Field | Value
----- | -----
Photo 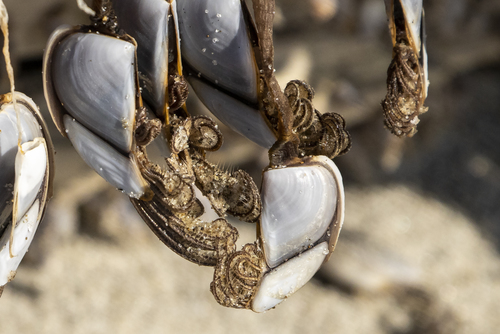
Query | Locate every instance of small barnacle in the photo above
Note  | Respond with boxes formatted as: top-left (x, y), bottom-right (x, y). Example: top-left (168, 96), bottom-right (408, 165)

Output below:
top-left (382, 0), bottom-right (428, 137)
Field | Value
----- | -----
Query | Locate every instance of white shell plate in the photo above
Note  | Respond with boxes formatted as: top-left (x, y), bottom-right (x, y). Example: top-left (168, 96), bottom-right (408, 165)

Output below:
top-left (0, 102), bottom-right (43, 230)
top-left (252, 242), bottom-right (329, 313)
top-left (261, 158), bottom-right (338, 268)
top-left (63, 115), bottom-right (148, 199)
top-left (14, 138), bottom-right (47, 222)
top-left (114, 0), bottom-right (170, 115)
top-left (0, 200), bottom-right (41, 286)
top-left (52, 32), bottom-right (136, 154)
top-left (178, 0), bottom-right (258, 104)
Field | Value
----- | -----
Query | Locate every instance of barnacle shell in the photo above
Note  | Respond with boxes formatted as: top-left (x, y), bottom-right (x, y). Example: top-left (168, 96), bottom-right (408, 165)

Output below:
top-left (259, 155), bottom-right (344, 268)
top-left (0, 92), bottom-right (54, 288)
top-left (0, 200), bottom-right (42, 286)
top-left (382, 0), bottom-right (428, 137)
top-left (252, 242), bottom-right (329, 312)
top-left (63, 115), bottom-right (148, 198)
top-left (420, 12), bottom-right (428, 98)
top-left (113, 0), bottom-right (171, 115)
top-left (250, 155), bottom-right (344, 311)
top-left (43, 25), bottom-right (150, 198)
top-left (50, 30), bottom-right (136, 154)
top-left (177, 0), bottom-right (258, 104)
top-left (0, 99), bottom-right (44, 228)
top-left (112, 0), bottom-right (272, 146)
top-left (385, 0), bottom-right (428, 97)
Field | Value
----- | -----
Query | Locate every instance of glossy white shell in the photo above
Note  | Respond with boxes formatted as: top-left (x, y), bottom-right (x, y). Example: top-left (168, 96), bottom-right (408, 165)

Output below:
top-left (0, 101), bottom-right (44, 228)
top-left (0, 91), bottom-right (53, 288)
top-left (252, 242), bottom-right (329, 312)
top-left (63, 115), bottom-right (148, 199)
top-left (14, 138), bottom-right (47, 222)
top-left (113, 0), bottom-right (170, 115)
top-left (44, 27), bottom-right (150, 199)
top-left (189, 77), bottom-right (276, 148)
top-left (260, 156), bottom-right (343, 268)
top-left (177, 0), bottom-right (258, 103)
top-left (51, 32), bottom-right (136, 154)
top-left (0, 200), bottom-right (42, 286)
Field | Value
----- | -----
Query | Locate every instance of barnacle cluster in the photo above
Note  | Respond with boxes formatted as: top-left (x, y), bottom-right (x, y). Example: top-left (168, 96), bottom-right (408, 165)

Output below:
top-left (41, 0), bottom-right (351, 311)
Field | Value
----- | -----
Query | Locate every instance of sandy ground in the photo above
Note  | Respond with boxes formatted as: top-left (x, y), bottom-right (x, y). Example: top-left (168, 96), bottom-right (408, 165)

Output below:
top-left (1, 0), bottom-right (500, 333)
top-left (2, 180), bottom-right (500, 334)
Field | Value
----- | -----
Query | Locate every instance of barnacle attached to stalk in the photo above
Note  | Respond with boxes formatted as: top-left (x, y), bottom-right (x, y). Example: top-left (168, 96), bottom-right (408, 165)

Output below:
top-left (175, 0), bottom-right (351, 158)
top-left (0, 0), bottom-right (54, 295)
top-left (382, 0), bottom-right (429, 137)
top-left (206, 0), bottom-right (349, 311)
top-left (43, 2), bottom-right (151, 199)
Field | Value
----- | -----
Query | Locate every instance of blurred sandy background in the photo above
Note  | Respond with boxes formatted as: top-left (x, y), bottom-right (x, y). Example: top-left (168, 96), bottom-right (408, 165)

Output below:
top-left (1, 0), bottom-right (500, 333)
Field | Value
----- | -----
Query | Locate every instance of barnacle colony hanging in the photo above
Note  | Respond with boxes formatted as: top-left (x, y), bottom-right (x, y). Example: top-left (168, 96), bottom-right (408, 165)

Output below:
top-left (0, 0), bottom-right (55, 296)
top-left (42, 0), bottom-right (351, 311)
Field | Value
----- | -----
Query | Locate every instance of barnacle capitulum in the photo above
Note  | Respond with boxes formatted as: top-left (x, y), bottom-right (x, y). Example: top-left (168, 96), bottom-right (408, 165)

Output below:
top-left (382, 0), bottom-right (429, 137)
top-left (43, 24), bottom-right (150, 199)
top-left (0, 93), bottom-right (54, 293)
top-left (178, 0), bottom-right (259, 103)
top-left (177, 0), bottom-right (278, 148)
top-left (176, 0), bottom-right (281, 148)
top-left (0, 0), bottom-right (54, 295)
top-left (209, 0), bottom-right (350, 311)
top-left (260, 156), bottom-right (344, 268)
top-left (251, 156), bottom-right (344, 312)
top-left (112, 0), bottom-right (278, 147)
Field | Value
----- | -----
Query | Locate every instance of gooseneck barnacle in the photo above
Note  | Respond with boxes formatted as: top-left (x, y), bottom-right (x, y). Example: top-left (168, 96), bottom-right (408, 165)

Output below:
top-left (41, 0), bottom-right (357, 311)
